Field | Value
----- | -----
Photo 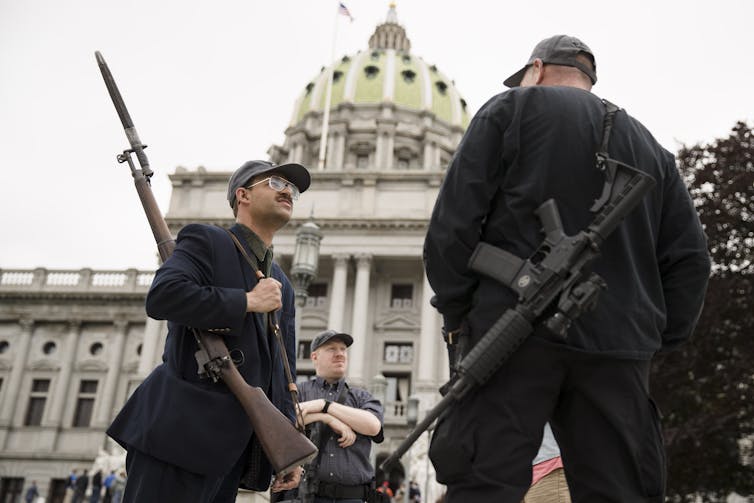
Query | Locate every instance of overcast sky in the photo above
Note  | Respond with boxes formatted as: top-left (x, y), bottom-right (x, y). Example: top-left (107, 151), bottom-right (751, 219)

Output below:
top-left (1, 0), bottom-right (752, 271)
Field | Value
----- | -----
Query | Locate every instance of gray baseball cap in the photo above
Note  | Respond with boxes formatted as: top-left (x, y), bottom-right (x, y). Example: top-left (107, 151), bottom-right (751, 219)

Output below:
top-left (311, 329), bottom-right (354, 352)
top-left (504, 34), bottom-right (597, 88)
top-left (227, 160), bottom-right (311, 209)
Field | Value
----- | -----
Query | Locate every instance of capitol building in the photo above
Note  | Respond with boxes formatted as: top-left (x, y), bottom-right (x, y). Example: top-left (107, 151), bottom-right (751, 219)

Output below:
top-left (0, 6), bottom-right (470, 502)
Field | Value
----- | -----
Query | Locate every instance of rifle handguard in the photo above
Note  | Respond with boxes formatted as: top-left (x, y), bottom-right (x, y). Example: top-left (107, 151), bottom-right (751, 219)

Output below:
top-left (459, 308), bottom-right (533, 387)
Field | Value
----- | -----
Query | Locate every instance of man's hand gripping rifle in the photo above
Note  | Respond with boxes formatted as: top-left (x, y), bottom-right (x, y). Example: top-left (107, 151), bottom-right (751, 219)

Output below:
top-left (381, 158), bottom-right (655, 470)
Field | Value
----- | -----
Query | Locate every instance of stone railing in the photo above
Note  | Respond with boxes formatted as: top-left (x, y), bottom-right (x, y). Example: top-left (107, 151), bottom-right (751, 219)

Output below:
top-left (384, 400), bottom-right (408, 423)
top-left (0, 268), bottom-right (155, 293)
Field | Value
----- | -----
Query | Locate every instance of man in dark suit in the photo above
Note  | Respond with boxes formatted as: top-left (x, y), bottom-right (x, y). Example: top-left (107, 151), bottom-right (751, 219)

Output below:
top-left (108, 160), bottom-right (312, 502)
top-left (72, 469), bottom-right (89, 503)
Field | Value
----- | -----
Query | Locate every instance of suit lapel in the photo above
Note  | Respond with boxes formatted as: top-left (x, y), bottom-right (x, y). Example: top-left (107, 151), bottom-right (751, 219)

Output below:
top-left (228, 224), bottom-right (271, 363)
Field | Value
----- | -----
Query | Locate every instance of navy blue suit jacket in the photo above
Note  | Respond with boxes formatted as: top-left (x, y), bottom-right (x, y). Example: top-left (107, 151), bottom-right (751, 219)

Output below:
top-left (107, 223), bottom-right (297, 484)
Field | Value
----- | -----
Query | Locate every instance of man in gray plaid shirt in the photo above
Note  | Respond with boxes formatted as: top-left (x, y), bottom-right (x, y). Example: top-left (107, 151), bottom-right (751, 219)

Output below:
top-left (272, 330), bottom-right (385, 503)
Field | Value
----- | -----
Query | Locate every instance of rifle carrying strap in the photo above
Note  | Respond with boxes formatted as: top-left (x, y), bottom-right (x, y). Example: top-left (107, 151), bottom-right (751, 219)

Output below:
top-left (222, 227), bottom-right (307, 433)
top-left (591, 99), bottom-right (622, 212)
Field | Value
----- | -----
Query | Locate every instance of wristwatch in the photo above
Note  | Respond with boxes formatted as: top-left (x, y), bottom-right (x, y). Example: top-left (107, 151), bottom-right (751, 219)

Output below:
top-left (322, 400), bottom-right (333, 413)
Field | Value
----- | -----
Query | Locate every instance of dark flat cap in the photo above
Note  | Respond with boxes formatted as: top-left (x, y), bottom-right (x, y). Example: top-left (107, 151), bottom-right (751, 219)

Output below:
top-left (227, 160), bottom-right (311, 209)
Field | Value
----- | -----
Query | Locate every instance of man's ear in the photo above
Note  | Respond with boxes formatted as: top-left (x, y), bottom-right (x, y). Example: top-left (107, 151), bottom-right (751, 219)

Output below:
top-left (531, 58), bottom-right (546, 85)
top-left (236, 187), bottom-right (250, 206)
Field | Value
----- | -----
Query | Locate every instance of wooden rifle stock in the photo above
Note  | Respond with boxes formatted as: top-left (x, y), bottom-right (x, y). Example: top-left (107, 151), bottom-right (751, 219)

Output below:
top-left (197, 332), bottom-right (317, 474)
top-left (96, 51), bottom-right (316, 476)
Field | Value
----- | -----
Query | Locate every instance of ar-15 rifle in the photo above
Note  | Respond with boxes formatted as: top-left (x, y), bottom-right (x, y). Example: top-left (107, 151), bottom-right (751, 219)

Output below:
top-left (95, 51), bottom-right (317, 476)
top-left (381, 156), bottom-right (655, 470)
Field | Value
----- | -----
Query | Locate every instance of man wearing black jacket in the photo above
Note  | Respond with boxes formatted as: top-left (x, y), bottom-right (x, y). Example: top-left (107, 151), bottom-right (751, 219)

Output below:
top-left (424, 35), bottom-right (710, 502)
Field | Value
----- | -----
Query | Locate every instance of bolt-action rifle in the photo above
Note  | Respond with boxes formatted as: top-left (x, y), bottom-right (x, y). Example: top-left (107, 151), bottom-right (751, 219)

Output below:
top-left (381, 153), bottom-right (655, 470)
top-left (95, 51), bottom-right (316, 476)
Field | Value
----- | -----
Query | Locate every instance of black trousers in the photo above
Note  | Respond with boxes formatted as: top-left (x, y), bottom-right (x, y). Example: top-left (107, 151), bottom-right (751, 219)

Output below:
top-left (122, 443), bottom-right (250, 503)
top-left (430, 335), bottom-right (665, 503)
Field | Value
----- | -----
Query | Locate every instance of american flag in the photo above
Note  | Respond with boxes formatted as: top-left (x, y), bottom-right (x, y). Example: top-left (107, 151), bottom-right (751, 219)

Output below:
top-left (338, 2), bottom-right (354, 21)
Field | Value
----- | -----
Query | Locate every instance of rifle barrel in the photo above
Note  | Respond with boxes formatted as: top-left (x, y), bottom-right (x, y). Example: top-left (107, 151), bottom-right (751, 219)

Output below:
top-left (380, 391), bottom-right (455, 471)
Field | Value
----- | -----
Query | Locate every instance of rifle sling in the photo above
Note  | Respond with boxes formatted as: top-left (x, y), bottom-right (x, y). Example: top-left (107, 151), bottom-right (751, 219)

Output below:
top-left (222, 227), bottom-right (306, 432)
top-left (591, 99), bottom-right (622, 212)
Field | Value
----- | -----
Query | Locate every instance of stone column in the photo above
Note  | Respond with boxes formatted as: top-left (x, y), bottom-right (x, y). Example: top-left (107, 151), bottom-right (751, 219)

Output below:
top-left (348, 254), bottom-right (372, 386)
top-left (413, 277), bottom-right (445, 503)
top-left (423, 141), bottom-right (435, 170)
top-left (376, 122), bottom-right (396, 170)
top-left (45, 320), bottom-right (81, 427)
top-left (0, 318), bottom-right (34, 430)
top-left (295, 298), bottom-right (305, 340)
top-left (293, 143), bottom-right (303, 164)
top-left (417, 275), bottom-right (439, 386)
top-left (375, 133), bottom-right (387, 169)
top-left (138, 317), bottom-right (165, 376)
top-left (327, 254), bottom-right (350, 332)
top-left (94, 320), bottom-right (128, 427)
top-left (384, 132), bottom-right (395, 170)
top-left (334, 131), bottom-right (346, 170)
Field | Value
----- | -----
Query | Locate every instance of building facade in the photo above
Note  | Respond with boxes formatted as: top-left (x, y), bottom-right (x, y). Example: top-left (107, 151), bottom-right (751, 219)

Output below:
top-left (0, 7), bottom-right (468, 502)
top-left (0, 269), bottom-right (153, 501)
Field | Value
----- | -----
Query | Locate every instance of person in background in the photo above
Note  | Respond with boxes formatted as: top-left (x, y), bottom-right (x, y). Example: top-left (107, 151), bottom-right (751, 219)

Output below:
top-left (111, 472), bottom-right (126, 503)
top-left (275, 329), bottom-right (384, 502)
top-left (89, 469), bottom-right (103, 503)
top-left (522, 424), bottom-right (570, 503)
top-left (103, 470), bottom-right (116, 503)
top-left (24, 480), bottom-right (39, 503)
top-left (72, 469), bottom-right (89, 503)
top-left (408, 480), bottom-right (421, 502)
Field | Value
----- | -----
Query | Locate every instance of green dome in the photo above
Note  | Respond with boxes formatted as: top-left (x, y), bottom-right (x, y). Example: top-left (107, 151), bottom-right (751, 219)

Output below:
top-left (289, 7), bottom-right (470, 130)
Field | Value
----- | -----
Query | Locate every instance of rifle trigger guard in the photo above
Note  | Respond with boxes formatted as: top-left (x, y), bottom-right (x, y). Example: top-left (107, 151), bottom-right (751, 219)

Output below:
top-left (203, 354), bottom-right (232, 383)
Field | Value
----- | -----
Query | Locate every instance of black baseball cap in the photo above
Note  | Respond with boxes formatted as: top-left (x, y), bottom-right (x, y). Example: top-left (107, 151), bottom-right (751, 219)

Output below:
top-left (227, 160), bottom-right (311, 209)
top-left (311, 329), bottom-right (354, 352)
top-left (504, 34), bottom-right (597, 88)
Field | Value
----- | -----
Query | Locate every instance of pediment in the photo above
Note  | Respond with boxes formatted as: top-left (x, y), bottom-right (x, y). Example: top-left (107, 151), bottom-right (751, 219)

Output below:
top-left (373, 314), bottom-right (419, 331)
top-left (122, 361), bottom-right (139, 373)
top-left (76, 359), bottom-right (108, 371)
top-left (301, 313), bottom-right (328, 329)
top-left (27, 358), bottom-right (61, 371)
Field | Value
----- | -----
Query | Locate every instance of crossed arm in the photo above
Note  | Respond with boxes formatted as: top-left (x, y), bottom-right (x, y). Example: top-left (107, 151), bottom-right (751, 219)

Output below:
top-left (298, 398), bottom-right (382, 447)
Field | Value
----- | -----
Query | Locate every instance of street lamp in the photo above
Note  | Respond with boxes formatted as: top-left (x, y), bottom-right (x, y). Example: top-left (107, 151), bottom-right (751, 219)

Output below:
top-left (290, 218), bottom-right (323, 333)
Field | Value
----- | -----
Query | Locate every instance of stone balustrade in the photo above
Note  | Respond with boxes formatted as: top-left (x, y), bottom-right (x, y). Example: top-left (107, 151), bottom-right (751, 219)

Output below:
top-left (0, 267), bottom-right (154, 293)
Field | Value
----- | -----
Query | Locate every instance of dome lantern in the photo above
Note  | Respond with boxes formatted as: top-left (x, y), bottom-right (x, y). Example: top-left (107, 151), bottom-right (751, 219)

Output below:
top-left (368, 3), bottom-right (411, 52)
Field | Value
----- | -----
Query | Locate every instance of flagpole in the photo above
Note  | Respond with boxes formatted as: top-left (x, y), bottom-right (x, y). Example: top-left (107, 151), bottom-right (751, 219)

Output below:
top-left (317, 3), bottom-right (341, 171)
top-left (317, 2), bottom-right (340, 171)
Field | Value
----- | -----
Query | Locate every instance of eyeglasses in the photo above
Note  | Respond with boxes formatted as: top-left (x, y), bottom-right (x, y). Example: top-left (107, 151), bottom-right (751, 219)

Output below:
top-left (246, 176), bottom-right (300, 200)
